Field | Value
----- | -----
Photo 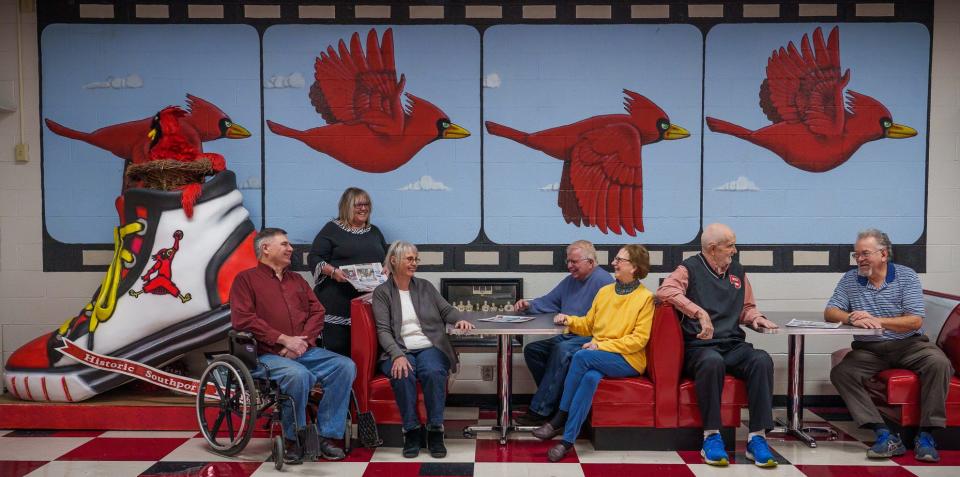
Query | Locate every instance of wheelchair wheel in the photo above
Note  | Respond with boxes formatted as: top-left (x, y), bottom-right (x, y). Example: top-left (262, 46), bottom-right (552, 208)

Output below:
top-left (272, 435), bottom-right (284, 471)
top-left (196, 354), bottom-right (258, 455)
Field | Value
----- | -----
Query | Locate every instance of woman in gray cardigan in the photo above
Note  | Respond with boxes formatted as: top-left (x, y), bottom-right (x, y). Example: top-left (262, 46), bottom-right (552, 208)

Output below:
top-left (372, 240), bottom-right (474, 459)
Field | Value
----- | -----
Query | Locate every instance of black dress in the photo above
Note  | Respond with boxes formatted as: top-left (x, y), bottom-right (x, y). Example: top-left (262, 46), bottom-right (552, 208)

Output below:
top-left (307, 220), bottom-right (388, 357)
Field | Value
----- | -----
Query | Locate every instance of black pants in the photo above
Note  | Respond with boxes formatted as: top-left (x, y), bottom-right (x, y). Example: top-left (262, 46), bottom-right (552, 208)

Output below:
top-left (322, 323), bottom-right (351, 358)
top-left (684, 340), bottom-right (774, 432)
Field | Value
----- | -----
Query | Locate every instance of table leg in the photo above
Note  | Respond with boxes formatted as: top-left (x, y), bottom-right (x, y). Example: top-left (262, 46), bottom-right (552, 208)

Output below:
top-left (463, 334), bottom-right (516, 444)
top-left (770, 334), bottom-right (838, 448)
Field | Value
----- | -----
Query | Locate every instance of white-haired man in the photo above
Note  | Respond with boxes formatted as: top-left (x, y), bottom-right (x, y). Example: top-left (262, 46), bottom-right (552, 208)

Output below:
top-left (656, 223), bottom-right (779, 468)
top-left (515, 240), bottom-right (614, 426)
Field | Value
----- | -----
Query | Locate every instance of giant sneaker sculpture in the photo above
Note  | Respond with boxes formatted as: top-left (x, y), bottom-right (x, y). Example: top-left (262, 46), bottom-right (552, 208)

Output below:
top-left (4, 105), bottom-right (257, 402)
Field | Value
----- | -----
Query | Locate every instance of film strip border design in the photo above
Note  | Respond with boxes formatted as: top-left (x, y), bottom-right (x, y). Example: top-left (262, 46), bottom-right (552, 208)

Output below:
top-left (38, 1), bottom-right (931, 27)
top-left (38, 0), bottom-right (932, 273)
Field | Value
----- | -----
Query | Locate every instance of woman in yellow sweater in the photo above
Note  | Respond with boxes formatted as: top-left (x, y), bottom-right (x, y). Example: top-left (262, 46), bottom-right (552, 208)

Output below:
top-left (532, 244), bottom-right (655, 461)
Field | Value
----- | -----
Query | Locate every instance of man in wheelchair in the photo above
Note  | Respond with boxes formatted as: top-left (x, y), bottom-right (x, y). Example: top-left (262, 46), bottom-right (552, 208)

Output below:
top-left (230, 227), bottom-right (356, 464)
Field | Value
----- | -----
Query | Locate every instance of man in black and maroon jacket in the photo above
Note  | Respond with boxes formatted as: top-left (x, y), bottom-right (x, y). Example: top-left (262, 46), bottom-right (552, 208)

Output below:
top-left (657, 223), bottom-right (779, 468)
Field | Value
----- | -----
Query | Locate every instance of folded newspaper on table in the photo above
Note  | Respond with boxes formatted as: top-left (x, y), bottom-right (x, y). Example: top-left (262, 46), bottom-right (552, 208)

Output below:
top-left (478, 315), bottom-right (536, 323)
top-left (340, 262), bottom-right (387, 292)
top-left (785, 319), bottom-right (842, 329)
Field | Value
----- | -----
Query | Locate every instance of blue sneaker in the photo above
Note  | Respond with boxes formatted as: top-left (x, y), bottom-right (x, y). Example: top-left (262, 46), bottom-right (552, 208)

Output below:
top-left (745, 435), bottom-right (778, 468)
top-left (701, 433), bottom-right (729, 466)
top-left (914, 432), bottom-right (940, 462)
top-left (867, 429), bottom-right (906, 458)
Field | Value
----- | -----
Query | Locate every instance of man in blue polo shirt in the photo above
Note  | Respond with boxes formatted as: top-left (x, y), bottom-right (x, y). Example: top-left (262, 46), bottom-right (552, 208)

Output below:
top-left (513, 240), bottom-right (614, 426)
top-left (826, 228), bottom-right (953, 463)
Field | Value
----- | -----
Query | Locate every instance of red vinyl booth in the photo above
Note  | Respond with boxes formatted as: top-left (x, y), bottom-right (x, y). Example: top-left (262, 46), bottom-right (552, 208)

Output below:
top-left (351, 296), bottom-right (746, 450)
top-left (351, 294), bottom-right (430, 446)
top-left (587, 302), bottom-right (747, 450)
top-left (863, 290), bottom-right (960, 448)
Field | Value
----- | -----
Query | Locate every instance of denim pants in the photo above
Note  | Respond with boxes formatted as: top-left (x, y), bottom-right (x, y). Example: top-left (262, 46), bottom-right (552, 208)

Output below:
top-left (379, 347), bottom-right (450, 431)
top-left (253, 346), bottom-right (357, 441)
top-left (523, 334), bottom-right (591, 416)
top-left (558, 350), bottom-right (638, 443)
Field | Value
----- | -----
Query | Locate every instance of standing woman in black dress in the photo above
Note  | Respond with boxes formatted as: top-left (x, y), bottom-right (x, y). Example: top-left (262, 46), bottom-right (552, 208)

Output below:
top-left (308, 187), bottom-right (388, 357)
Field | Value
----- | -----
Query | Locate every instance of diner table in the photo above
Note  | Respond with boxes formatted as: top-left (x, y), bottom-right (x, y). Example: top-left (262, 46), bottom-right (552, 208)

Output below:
top-left (448, 312), bottom-right (562, 444)
top-left (759, 311), bottom-right (884, 448)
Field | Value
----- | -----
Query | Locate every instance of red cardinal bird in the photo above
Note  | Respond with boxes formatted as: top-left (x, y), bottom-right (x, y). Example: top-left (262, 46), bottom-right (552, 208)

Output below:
top-left (44, 94), bottom-right (250, 186)
top-left (705, 26), bottom-right (917, 173)
top-left (485, 90), bottom-right (689, 236)
top-left (137, 106), bottom-right (226, 218)
top-left (266, 28), bottom-right (470, 173)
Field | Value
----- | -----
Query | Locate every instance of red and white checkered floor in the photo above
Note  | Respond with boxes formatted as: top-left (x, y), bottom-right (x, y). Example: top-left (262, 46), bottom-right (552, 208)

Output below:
top-left (1, 407), bottom-right (956, 477)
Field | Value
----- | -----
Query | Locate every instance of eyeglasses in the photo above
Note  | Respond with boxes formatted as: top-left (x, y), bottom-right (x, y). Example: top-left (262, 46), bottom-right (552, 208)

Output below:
top-left (402, 257), bottom-right (421, 264)
top-left (612, 256), bottom-right (630, 264)
top-left (851, 249), bottom-right (883, 260)
top-left (565, 258), bottom-right (591, 265)
top-left (354, 202), bottom-right (371, 209)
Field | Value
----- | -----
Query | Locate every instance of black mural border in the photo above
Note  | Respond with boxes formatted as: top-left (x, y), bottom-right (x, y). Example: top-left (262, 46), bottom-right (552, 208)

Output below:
top-left (38, 0), bottom-right (933, 273)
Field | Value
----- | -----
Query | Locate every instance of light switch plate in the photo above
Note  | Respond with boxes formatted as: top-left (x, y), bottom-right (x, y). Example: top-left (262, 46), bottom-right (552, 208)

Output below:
top-left (14, 143), bottom-right (29, 163)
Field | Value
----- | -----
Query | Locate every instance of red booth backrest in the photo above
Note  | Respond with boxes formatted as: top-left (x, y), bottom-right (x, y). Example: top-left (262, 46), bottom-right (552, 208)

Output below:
top-left (935, 298), bottom-right (960, 376)
top-left (646, 302), bottom-right (685, 427)
top-left (350, 294), bottom-right (378, 413)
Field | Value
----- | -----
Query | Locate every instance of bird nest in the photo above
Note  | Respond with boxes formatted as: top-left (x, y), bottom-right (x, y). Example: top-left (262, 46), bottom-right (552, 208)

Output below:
top-left (125, 159), bottom-right (214, 191)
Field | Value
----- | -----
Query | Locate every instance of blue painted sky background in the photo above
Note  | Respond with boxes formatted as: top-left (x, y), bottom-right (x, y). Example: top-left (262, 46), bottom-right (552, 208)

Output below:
top-left (483, 25), bottom-right (704, 245)
top-left (263, 25), bottom-right (481, 244)
top-left (41, 24), bottom-right (262, 244)
top-left (703, 23), bottom-right (930, 244)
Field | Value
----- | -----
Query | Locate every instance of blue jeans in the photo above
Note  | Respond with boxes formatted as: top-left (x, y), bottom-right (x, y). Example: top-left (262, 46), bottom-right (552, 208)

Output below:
top-left (252, 346), bottom-right (356, 441)
top-left (379, 347), bottom-right (450, 431)
top-left (524, 334), bottom-right (591, 416)
top-left (558, 350), bottom-right (639, 442)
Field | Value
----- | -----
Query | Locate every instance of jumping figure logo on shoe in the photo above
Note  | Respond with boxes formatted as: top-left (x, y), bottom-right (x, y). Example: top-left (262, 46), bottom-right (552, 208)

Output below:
top-left (729, 274), bottom-right (742, 289)
top-left (128, 230), bottom-right (192, 303)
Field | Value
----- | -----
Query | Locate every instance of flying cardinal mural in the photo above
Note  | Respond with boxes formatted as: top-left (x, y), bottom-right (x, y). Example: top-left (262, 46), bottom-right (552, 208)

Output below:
top-left (266, 28), bottom-right (470, 173)
top-left (44, 94), bottom-right (250, 190)
top-left (705, 26), bottom-right (917, 173)
top-left (485, 90), bottom-right (689, 236)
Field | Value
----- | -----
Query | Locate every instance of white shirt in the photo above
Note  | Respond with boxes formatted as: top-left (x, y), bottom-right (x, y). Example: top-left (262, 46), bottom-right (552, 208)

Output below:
top-left (399, 290), bottom-right (432, 350)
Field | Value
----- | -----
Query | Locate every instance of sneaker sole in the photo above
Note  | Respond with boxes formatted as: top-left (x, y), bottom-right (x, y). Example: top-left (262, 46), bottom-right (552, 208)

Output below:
top-left (866, 448), bottom-right (906, 459)
top-left (5, 305), bottom-right (233, 401)
top-left (745, 450), bottom-right (777, 468)
top-left (915, 454), bottom-right (939, 463)
top-left (701, 450), bottom-right (729, 466)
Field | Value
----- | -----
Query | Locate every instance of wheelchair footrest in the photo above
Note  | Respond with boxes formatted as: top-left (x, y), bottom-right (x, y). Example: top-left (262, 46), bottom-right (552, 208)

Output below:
top-left (299, 425), bottom-right (321, 461)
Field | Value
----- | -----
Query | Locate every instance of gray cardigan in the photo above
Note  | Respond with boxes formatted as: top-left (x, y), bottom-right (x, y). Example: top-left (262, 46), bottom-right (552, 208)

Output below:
top-left (371, 276), bottom-right (461, 371)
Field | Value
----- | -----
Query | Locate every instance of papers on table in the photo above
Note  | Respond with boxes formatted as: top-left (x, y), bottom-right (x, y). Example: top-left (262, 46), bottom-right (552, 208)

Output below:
top-left (785, 319), bottom-right (842, 329)
top-left (340, 262), bottom-right (387, 292)
top-left (477, 315), bottom-right (535, 323)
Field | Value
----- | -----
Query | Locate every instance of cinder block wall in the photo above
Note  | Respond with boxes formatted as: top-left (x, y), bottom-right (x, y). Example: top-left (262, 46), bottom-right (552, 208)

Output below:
top-left (1, 0), bottom-right (959, 398)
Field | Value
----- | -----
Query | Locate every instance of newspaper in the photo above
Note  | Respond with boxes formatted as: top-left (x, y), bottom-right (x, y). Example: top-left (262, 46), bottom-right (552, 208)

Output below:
top-left (477, 315), bottom-right (535, 323)
top-left (340, 262), bottom-right (387, 292)
top-left (785, 319), bottom-right (842, 329)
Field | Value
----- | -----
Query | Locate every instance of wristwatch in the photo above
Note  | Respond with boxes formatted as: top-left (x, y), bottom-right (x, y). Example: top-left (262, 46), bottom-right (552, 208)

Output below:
top-left (846, 313), bottom-right (854, 326)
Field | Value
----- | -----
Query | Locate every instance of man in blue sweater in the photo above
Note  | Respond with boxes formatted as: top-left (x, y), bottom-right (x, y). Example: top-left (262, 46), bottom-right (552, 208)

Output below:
top-left (514, 240), bottom-right (614, 426)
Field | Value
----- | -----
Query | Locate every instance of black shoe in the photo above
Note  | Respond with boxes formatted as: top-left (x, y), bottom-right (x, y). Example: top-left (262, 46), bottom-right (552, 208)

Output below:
top-left (318, 437), bottom-right (346, 461)
top-left (515, 410), bottom-right (549, 426)
top-left (283, 438), bottom-right (304, 465)
top-left (547, 441), bottom-right (572, 462)
top-left (427, 427), bottom-right (447, 458)
top-left (532, 422), bottom-right (562, 440)
top-left (402, 428), bottom-right (422, 458)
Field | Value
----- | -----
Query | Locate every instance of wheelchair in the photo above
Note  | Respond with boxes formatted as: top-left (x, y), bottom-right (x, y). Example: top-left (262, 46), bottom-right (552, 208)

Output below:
top-left (195, 330), bottom-right (351, 471)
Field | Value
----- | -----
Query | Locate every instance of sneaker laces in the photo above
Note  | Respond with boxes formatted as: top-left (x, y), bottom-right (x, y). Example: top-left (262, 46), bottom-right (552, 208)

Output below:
top-left (917, 433), bottom-right (936, 449)
top-left (57, 221), bottom-right (146, 339)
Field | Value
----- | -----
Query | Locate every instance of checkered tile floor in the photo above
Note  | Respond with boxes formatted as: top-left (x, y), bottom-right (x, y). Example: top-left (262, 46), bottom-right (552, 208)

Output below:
top-left (0, 407), bottom-right (956, 477)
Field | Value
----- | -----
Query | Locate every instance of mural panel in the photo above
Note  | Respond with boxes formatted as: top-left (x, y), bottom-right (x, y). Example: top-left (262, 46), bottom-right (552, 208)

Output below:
top-left (482, 25), bottom-right (704, 245)
top-left (703, 23), bottom-right (929, 244)
top-left (262, 25), bottom-right (481, 245)
top-left (41, 24), bottom-right (263, 244)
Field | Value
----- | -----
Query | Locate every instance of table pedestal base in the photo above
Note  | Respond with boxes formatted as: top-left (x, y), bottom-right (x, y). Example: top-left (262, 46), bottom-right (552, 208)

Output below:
top-left (463, 335), bottom-right (519, 445)
top-left (770, 418), bottom-right (839, 448)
